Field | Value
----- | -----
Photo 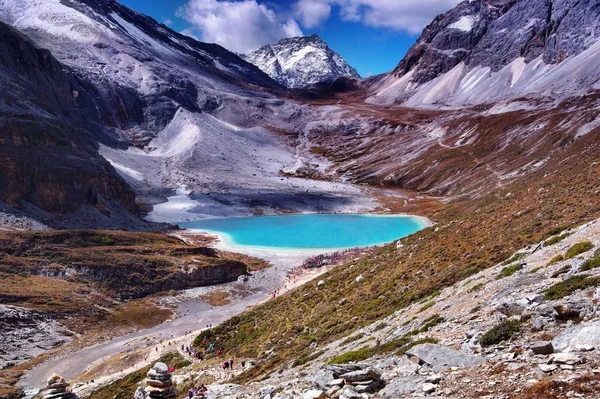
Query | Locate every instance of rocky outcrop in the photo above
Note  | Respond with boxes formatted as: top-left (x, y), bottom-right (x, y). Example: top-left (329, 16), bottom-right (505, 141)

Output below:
top-left (392, 0), bottom-right (600, 83)
top-left (245, 35), bottom-right (359, 88)
top-left (0, 21), bottom-right (144, 229)
top-left (0, 305), bottom-right (71, 369)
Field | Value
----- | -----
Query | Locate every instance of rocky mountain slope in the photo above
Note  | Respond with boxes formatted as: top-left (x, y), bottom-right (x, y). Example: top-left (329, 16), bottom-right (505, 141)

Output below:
top-left (0, 21), bottom-right (143, 229)
top-left (368, 0), bottom-right (600, 106)
top-left (244, 35), bottom-right (360, 88)
top-left (0, 0), bottom-right (375, 226)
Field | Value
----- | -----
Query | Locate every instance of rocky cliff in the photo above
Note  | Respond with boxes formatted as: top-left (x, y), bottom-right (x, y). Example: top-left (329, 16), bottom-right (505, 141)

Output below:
top-left (369, 0), bottom-right (600, 106)
top-left (0, 21), bottom-right (145, 229)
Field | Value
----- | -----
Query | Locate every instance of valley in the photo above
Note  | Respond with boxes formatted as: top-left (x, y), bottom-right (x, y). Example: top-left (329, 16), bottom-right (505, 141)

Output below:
top-left (1, 0), bottom-right (600, 398)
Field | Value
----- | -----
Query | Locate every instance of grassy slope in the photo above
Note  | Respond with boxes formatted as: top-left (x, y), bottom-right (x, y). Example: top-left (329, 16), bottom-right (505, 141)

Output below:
top-left (0, 230), bottom-right (248, 323)
top-left (87, 352), bottom-right (187, 399)
top-left (200, 128), bottom-right (600, 382)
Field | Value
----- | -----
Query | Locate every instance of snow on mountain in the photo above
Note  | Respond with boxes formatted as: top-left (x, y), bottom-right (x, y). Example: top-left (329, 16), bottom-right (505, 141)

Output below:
top-left (368, 0), bottom-right (600, 107)
top-left (244, 34), bottom-right (360, 88)
top-left (0, 0), bottom-right (376, 222)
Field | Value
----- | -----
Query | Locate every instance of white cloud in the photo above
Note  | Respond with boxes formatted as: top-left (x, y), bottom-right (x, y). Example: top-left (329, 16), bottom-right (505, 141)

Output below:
top-left (295, 0), bottom-right (462, 33)
top-left (295, 0), bottom-right (331, 28)
top-left (163, 18), bottom-right (173, 26)
top-left (177, 0), bottom-right (302, 53)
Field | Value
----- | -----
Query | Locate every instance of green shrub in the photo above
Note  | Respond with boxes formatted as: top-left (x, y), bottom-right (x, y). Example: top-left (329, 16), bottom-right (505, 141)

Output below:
top-left (340, 333), bottom-right (365, 345)
top-left (480, 319), bottom-right (521, 347)
top-left (530, 267), bottom-right (542, 273)
top-left (496, 263), bottom-right (523, 280)
top-left (468, 282), bottom-right (486, 293)
top-left (418, 300), bottom-right (435, 313)
top-left (565, 242), bottom-right (594, 259)
top-left (294, 350), bottom-right (324, 366)
top-left (545, 233), bottom-right (571, 246)
top-left (547, 254), bottom-right (564, 266)
top-left (373, 322), bottom-right (388, 331)
top-left (543, 275), bottom-right (600, 300)
top-left (419, 314), bottom-right (445, 333)
top-left (327, 346), bottom-right (376, 364)
top-left (502, 252), bottom-right (526, 265)
top-left (580, 251), bottom-right (600, 271)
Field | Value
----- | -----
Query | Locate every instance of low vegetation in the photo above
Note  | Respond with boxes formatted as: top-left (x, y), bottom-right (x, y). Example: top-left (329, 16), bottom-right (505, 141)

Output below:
top-left (327, 337), bottom-right (437, 365)
top-left (580, 250), bottom-right (600, 271)
top-left (543, 275), bottom-right (600, 300)
top-left (565, 241), bottom-right (594, 259)
top-left (200, 142), bottom-right (600, 383)
top-left (544, 232), bottom-right (571, 246)
top-left (88, 352), bottom-right (186, 399)
top-left (502, 253), bottom-right (526, 265)
top-left (547, 254), bottom-right (564, 266)
top-left (496, 263), bottom-right (523, 280)
top-left (480, 319), bottom-right (521, 347)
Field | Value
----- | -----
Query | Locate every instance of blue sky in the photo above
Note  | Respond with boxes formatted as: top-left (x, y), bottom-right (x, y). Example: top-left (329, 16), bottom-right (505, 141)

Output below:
top-left (120, 0), bottom-right (461, 77)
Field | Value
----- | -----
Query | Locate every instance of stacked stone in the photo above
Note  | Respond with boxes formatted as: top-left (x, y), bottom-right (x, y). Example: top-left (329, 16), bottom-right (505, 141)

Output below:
top-left (43, 374), bottom-right (78, 399)
top-left (135, 362), bottom-right (177, 399)
top-left (323, 364), bottom-right (385, 396)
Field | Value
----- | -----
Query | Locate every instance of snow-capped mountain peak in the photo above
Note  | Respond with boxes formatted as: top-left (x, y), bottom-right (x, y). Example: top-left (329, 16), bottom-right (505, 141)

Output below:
top-left (245, 34), bottom-right (360, 88)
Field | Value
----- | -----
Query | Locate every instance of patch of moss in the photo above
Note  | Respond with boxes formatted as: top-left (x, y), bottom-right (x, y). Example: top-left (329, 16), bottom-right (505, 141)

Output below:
top-left (545, 233), bottom-right (571, 246)
top-left (418, 300), bottom-right (435, 313)
top-left (502, 253), bottom-right (526, 265)
top-left (294, 350), bottom-right (324, 367)
top-left (547, 254), bottom-right (565, 266)
top-left (565, 242), bottom-right (594, 259)
top-left (480, 319), bottom-right (521, 347)
top-left (580, 251), bottom-right (600, 272)
top-left (543, 275), bottom-right (600, 300)
top-left (496, 263), bottom-right (523, 280)
top-left (468, 282), bottom-right (486, 293)
top-left (340, 333), bottom-right (365, 346)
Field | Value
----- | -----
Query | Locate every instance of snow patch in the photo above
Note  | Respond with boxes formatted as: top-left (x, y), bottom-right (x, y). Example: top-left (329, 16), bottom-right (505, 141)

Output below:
top-left (448, 15), bottom-right (477, 32)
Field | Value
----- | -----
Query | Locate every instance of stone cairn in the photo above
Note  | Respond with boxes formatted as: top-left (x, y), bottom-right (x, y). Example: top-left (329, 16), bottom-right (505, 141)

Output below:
top-left (134, 362), bottom-right (178, 399)
top-left (43, 374), bottom-right (78, 399)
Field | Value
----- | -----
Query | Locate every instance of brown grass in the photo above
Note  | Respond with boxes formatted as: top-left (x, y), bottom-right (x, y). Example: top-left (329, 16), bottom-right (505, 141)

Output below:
top-left (196, 125), bottom-right (600, 383)
top-left (201, 291), bottom-right (232, 307)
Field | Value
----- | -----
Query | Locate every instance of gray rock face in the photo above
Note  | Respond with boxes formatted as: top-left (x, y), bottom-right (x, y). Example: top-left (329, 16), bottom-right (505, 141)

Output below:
top-left (0, 305), bottom-right (72, 369)
top-left (552, 320), bottom-right (600, 352)
top-left (245, 34), bottom-right (360, 88)
top-left (405, 344), bottom-right (484, 371)
top-left (392, 0), bottom-right (600, 83)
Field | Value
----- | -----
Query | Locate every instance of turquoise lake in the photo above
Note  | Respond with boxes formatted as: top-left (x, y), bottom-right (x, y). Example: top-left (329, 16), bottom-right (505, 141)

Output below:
top-left (178, 214), bottom-right (427, 250)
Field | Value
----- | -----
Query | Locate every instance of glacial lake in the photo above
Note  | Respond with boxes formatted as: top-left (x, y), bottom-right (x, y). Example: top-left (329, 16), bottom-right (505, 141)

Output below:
top-left (178, 214), bottom-right (427, 250)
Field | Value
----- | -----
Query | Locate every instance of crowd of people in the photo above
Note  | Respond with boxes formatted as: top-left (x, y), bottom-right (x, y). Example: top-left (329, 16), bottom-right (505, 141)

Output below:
top-left (186, 385), bottom-right (207, 398)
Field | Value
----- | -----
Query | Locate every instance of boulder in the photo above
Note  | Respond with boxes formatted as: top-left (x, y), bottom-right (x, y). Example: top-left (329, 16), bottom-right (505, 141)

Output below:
top-left (302, 389), bottom-right (326, 399)
top-left (550, 353), bottom-right (581, 365)
top-left (529, 341), bottom-right (554, 355)
top-left (405, 344), bottom-right (484, 371)
top-left (552, 321), bottom-right (600, 352)
top-left (379, 376), bottom-right (424, 398)
top-left (422, 382), bottom-right (437, 394)
top-left (395, 357), bottom-right (420, 375)
top-left (339, 369), bottom-right (380, 382)
top-left (539, 364), bottom-right (558, 373)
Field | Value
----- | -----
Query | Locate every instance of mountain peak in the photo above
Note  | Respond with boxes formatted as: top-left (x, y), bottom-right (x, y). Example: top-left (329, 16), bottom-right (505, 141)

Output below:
top-left (245, 35), bottom-right (360, 88)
